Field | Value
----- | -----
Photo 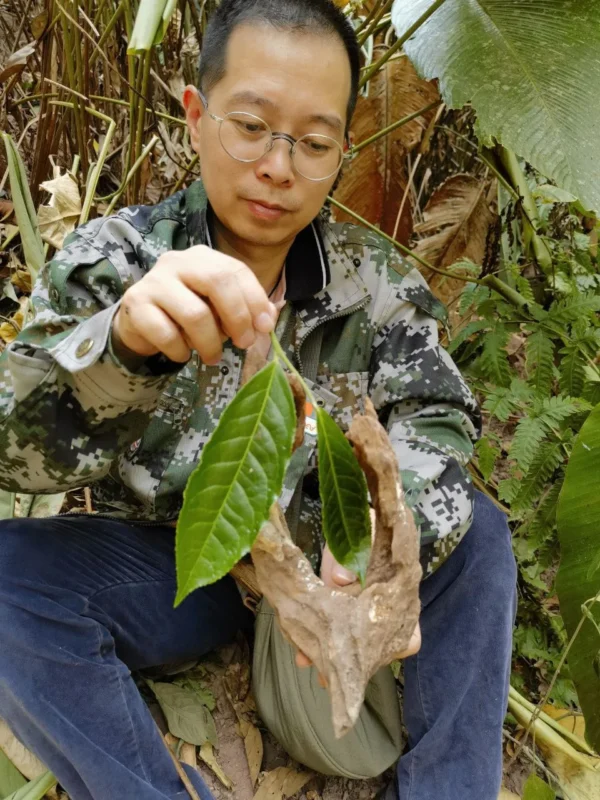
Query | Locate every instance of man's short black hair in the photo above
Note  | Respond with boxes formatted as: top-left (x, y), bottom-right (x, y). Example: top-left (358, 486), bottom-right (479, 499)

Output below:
top-left (198, 0), bottom-right (360, 131)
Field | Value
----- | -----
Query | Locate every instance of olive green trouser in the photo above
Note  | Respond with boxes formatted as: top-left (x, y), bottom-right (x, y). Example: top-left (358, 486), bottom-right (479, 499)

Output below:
top-left (252, 600), bottom-right (404, 779)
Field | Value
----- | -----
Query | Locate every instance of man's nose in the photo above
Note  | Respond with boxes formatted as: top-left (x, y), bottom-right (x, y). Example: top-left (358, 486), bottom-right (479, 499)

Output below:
top-left (256, 138), bottom-right (295, 184)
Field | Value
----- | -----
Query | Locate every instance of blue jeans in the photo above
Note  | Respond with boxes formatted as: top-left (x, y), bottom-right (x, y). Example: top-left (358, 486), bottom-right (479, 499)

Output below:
top-left (0, 492), bottom-right (516, 800)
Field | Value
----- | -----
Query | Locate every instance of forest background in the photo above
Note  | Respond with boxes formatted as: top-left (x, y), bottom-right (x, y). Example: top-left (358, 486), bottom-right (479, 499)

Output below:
top-left (1, 1), bottom-right (600, 799)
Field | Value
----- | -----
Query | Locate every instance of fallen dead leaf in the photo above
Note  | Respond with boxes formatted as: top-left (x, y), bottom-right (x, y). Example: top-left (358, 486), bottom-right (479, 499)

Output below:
top-left (199, 742), bottom-right (233, 790)
top-left (164, 732), bottom-right (197, 769)
top-left (0, 42), bottom-right (36, 84)
top-left (334, 58), bottom-right (439, 245)
top-left (412, 174), bottom-right (496, 317)
top-left (243, 720), bottom-right (263, 788)
top-left (0, 718), bottom-right (46, 780)
top-left (498, 790), bottom-right (521, 799)
top-left (0, 296), bottom-right (28, 344)
top-left (0, 201), bottom-right (14, 221)
top-left (542, 704), bottom-right (587, 742)
top-left (253, 766), bottom-right (312, 800)
top-left (30, 11), bottom-right (49, 40)
top-left (540, 747), bottom-right (600, 800)
top-left (38, 172), bottom-right (81, 250)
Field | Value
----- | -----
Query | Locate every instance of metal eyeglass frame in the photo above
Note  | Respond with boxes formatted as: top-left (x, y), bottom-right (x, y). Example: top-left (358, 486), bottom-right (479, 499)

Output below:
top-left (197, 90), bottom-right (351, 182)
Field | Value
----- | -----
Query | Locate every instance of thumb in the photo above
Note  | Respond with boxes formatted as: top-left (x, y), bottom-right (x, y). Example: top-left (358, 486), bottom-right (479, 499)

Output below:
top-left (332, 562), bottom-right (357, 586)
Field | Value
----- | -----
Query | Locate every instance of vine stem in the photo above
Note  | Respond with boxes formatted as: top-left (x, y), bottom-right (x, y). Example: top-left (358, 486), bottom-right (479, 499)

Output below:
top-left (269, 333), bottom-right (317, 407)
top-left (510, 585), bottom-right (600, 765)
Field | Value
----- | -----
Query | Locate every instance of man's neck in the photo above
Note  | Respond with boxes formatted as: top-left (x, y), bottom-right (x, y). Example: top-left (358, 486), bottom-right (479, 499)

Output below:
top-left (212, 217), bottom-right (292, 294)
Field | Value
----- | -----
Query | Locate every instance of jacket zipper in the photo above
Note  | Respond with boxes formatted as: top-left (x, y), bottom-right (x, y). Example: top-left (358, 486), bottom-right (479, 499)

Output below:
top-left (294, 295), bottom-right (370, 376)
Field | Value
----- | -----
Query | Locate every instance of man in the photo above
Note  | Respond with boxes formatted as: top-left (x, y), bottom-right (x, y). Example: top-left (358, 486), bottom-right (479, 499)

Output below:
top-left (0, 1), bottom-right (517, 798)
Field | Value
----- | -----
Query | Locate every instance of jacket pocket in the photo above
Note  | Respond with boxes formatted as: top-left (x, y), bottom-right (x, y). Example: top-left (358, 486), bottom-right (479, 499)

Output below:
top-left (315, 371), bottom-right (370, 431)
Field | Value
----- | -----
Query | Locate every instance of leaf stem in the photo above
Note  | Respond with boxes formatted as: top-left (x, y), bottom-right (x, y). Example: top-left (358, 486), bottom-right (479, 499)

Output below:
top-left (269, 332), bottom-right (316, 406)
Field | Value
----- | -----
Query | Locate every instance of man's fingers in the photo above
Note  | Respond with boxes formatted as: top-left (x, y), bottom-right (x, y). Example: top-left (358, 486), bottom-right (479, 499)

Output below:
top-left (152, 284), bottom-right (224, 365)
top-left (295, 651), bottom-right (312, 668)
top-left (178, 255), bottom-right (277, 347)
top-left (126, 304), bottom-right (191, 363)
top-left (295, 651), bottom-right (328, 688)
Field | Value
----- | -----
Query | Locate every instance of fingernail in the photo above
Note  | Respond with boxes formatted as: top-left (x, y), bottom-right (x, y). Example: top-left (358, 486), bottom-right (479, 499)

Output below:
top-left (238, 330), bottom-right (255, 349)
top-left (256, 312), bottom-right (275, 333)
top-left (332, 564), bottom-right (357, 585)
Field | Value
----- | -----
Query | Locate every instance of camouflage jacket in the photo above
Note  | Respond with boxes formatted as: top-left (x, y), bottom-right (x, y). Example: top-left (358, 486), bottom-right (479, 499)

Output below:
top-left (0, 181), bottom-right (481, 576)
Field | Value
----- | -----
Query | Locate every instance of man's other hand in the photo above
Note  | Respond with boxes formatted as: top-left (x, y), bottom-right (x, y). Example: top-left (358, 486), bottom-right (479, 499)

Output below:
top-left (295, 543), bottom-right (422, 685)
top-left (112, 246), bottom-right (277, 366)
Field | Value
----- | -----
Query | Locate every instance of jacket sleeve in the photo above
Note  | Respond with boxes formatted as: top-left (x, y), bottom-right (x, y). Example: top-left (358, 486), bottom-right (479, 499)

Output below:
top-left (0, 221), bottom-right (176, 494)
top-left (368, 251), bottom-right (482, 578)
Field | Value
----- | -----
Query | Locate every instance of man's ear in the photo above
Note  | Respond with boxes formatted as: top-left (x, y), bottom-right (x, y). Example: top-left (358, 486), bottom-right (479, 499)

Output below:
top-left (183, 85), bottom-right (204, 152)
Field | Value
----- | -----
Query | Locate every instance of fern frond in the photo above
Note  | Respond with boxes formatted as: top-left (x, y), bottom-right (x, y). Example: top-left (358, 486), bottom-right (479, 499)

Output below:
top-left (447, 319), bottom-right (490, 356)
top-left (511, 442), bottom-right (563, 513)
top-left (498, 477), bottom-right (521, 504)
top-left (479, 324), bottom-right (511, 387)
top-left (538, 395), bottom-right (591, 426)
top-left (483, 387), bottom-right (516, 421)
top-left (515, 275), bottom-right (536, 305)
top-left (510, 416), bottom-right (548, 471)
top-left (459, 284), bottom-right (490, 316)
top-left (528, 480), bottom-right (563, 545)
top-left (475, 437), bottom-right (499, 482)
top-left (558, 344), bottom-right (587, 398)
top-left (546, 295), bottom-right (600, 325)
top-left (526, 330), bottom-right (555, 395)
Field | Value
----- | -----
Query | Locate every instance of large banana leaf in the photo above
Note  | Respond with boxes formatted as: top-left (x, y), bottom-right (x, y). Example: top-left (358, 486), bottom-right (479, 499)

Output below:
top-left (391, 1), bottom-right (600, 213)
top-left (556, 402), bottom-right (600, 751)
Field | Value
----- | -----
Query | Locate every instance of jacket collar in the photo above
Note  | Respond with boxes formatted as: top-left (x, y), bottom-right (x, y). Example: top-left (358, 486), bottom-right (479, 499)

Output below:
top-left (185, 180), bottom-right (332, 303)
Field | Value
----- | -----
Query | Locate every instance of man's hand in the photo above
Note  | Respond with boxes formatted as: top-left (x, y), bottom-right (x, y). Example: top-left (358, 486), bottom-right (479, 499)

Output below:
top-left (295, 542), bottom-right (422, 683)
top-left (112, 245), bottom-right (277, 366)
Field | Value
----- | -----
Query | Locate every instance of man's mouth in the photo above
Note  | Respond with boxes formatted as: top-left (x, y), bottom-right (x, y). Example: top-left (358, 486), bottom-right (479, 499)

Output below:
top-left (244, 198), bottom-right (292, 221)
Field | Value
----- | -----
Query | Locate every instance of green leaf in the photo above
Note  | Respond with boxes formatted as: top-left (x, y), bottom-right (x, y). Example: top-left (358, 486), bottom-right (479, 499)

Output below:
top-left (511, 441), bottom-right (563, 513)
top-left (559, 344), bottom-right (587, 398)
top-left (3, 772), bottom-right (56, 800)
top-left (148, 680), bottom-right (217, 747)
top-left (547, 295), bottom-right (600, 326)
top-left (0, 134), bottom-right (45, 284)
top-left (0, 749), bottom-right (27, 798)
top-left (317, 407), bottom-right (371, 585)
top-left (447, 319), bottom-right (489, 356)
top-left (475, 437), bottom-right (498, 483)
top-left (175, 361), bottom-right (295, 603)
top-left (128, 0), bottom-right (178, 52)
top-left (526, 331), bottom-right (554, 396)
top-left (510, 417), bottom-right (547, 472)
top-left (391, 0), bottom-right (600, 213)
top-left (523, 773), bottom-right (556, 800)
top-left (478, 324), bottom-right (511, 387)
top-left (556, 401), bottom-right (600, 751)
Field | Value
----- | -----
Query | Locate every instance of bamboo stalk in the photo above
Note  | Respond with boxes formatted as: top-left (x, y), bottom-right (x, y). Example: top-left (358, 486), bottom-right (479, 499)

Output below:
top-left (358, 0), bottom-right (394, 46)
top-left (105, 135), bottom-right (159, 215)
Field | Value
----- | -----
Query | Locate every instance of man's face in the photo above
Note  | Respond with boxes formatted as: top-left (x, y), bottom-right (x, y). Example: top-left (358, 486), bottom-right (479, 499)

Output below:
top-left (184, 23), bottom-right (351, 249)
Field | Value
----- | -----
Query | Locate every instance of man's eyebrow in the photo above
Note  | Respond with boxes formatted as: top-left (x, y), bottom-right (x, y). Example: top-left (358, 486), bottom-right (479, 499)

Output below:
top-left (228, 91), bottom-right (343, 134)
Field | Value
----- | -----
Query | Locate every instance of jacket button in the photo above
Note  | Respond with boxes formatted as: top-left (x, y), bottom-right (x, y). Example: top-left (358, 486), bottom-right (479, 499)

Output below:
top-left (221, 365), bottom-right (230, 376)
top-left (76, 338), bottom-right (94, 358)
top-left (316, 398), bottom-right (325, 407)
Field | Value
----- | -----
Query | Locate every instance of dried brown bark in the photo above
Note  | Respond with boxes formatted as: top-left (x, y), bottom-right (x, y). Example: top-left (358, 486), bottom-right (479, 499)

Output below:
top-left (249, 381), bottom-right (421, 737)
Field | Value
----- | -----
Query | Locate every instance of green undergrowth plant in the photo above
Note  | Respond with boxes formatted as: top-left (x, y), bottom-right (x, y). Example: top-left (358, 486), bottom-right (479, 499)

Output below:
top-left (175, 337), bottom-right (372, 605)
top-left (447, 186), bottom-right (600, 709)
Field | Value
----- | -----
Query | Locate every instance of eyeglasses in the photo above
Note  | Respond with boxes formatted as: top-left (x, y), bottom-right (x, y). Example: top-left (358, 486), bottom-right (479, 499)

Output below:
top-left (198, 90), bottom-right (347, 182)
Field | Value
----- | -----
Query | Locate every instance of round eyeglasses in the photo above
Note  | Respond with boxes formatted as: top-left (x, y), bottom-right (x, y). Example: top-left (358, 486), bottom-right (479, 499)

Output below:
top-left (199, 92), bottom-right (346, 182)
